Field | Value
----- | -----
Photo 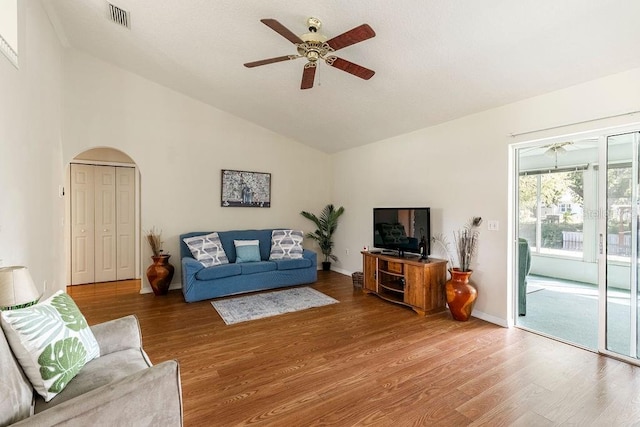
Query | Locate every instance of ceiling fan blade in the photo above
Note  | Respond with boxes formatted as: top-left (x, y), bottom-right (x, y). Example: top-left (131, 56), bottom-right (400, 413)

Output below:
top-left (300, 62), bottom-right (317, 90)
top-left (244, 55), bottom-right (300, 68)
top-left (325, 24), bottom-right (375, 51)
top-left (325, 56), bottom-right (375, 80)
top-left (260, 19), bottom-right (303, 44)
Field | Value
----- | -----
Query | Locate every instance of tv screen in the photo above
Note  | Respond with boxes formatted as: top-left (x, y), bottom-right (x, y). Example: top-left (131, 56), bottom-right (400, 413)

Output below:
top-left (373, 207), bottom-right (431, 256)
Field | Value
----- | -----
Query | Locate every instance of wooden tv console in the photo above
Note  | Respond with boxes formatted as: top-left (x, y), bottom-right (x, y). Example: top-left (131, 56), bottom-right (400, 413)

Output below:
top-left (361, 251), bottom-right (447, 316)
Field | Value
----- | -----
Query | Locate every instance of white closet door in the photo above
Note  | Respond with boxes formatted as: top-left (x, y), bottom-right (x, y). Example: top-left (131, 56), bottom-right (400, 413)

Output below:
top-left (116, 167), bottom-right (135, 280)
top-left (71, 164), bottom-right (95, 285)
top-left (94, 166), bottom-right (117, 282)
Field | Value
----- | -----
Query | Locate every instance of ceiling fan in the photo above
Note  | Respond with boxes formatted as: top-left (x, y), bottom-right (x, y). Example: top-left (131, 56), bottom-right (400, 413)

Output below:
top-left (244, 17), bottom-right (376, 90)
top-left (544, 141), bottom-right (573, 168)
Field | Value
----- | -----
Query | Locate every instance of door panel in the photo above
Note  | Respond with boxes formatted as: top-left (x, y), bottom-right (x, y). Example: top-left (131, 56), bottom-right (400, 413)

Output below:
top-left (605, 132), bottom-right (640, 359)
top-left (516, 139), bottom-right (599, 349)
top-left (404, 264), bottom-right (424, 308)
top-left (116, 167), bottom-right (136, 280)
top-left (363, 253), bottom-right (377, 292)
top-left (94, 166), bottom-right (117, 282)
top-left (71, 164), bottom-right (95, 285)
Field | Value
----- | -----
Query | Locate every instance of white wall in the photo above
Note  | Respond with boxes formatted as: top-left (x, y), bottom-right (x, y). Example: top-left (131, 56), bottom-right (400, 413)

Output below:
top-left (61, 51), bottom-right (331, 292)
top-left (0, 2), bottom-right (65, 296)
top-left (331, 67), bottom-right (640, 326)
top-left (531, 255), bottom-right (631, 291)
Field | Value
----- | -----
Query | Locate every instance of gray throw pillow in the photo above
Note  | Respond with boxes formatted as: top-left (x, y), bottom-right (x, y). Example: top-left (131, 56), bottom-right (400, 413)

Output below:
top-left (183, 232), bottom-right (229, 267)
top-left (269, 230), bottom-right (304, 260)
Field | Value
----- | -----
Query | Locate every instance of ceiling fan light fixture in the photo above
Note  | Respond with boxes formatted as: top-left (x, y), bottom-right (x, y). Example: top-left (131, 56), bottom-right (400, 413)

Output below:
top-left (300, 32), bottom-right (328, 43)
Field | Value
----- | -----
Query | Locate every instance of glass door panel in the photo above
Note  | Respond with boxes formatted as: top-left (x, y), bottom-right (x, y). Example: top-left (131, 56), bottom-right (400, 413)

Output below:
top-left (516, 138), bottom-right (599, 349)
top-left (605, 132), bottom-right (640, 359)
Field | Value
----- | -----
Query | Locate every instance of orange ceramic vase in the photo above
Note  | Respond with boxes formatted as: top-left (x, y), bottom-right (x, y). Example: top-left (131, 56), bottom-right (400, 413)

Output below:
top-left (146, 254), bottom-right (174, 296)
top-left (445, 268), bottom-right (477, 321)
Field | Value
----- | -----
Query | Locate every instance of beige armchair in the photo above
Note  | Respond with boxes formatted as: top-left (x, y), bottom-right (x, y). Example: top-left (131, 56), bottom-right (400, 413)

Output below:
top-left (1, 315), bottom-right (183, 426)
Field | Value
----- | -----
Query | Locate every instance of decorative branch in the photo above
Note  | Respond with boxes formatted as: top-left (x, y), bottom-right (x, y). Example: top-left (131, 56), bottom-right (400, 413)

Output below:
top-left (432, 216), bottom-right (482, 272)
top-left (145, 227), bottom-right (164, 257)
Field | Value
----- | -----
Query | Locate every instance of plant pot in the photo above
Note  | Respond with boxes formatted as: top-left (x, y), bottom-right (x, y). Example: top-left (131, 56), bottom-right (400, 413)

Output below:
top-left (146, 254), bottom-right (174, 296)
top-left (322, 262), bottom-right (331, 271)
top-left (445, 268), bottom-right (477, 321)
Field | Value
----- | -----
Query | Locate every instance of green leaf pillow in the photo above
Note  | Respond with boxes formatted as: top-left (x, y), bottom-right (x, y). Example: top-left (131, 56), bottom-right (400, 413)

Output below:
top-left (0, 290), bottom-right (100, 401)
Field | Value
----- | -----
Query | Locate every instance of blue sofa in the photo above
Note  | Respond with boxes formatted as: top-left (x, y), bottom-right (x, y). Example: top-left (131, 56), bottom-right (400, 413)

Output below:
top-left (180, 229), bottom-right (318, 303)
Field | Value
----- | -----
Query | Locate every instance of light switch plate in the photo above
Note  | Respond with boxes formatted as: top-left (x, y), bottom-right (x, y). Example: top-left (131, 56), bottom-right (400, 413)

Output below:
top-left (488, 220), bottom-right (499, 231)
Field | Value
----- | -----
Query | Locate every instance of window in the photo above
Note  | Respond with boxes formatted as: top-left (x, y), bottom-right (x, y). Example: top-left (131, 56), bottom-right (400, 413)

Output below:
top-left (559, 203), bottom-right (572, 213)
top-left (0, 0), bottom-right (18, 67)
top-left (519, 170), bottom-right (586, 257)
top-left (607, 163), bottom-right (633, 259)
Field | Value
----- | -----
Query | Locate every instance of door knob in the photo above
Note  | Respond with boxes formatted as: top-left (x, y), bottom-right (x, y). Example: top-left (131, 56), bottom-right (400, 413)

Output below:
top-left (81, 229), bottom-right (85, 233)
top-left (103, 229), bottom-right (108, 232)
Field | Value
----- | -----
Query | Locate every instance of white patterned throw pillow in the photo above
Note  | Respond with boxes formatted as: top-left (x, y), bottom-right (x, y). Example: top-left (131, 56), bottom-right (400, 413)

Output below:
top-left (183, 232), bottom-right (229, 267)
top-left (269, 230), bottom-right (304, 260)
top-left (0, 290), bottom-right (100, 402)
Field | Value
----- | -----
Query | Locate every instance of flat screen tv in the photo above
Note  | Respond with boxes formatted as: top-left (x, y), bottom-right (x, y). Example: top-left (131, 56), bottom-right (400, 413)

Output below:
top-left (373, 207), bottom-right (431, 257)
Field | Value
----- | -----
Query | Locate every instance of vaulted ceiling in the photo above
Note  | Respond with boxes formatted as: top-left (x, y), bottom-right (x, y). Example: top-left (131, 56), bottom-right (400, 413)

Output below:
top-left (42, 0), bottom-right (640, 153)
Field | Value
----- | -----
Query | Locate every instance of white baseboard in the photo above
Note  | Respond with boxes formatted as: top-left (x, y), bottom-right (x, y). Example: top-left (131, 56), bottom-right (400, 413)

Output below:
top-left (470, 309), bottom-right (509, 327)
top-left (139, 282), bottom-right (182, 294)
top-left (328, 266), bottom-right (352, 276)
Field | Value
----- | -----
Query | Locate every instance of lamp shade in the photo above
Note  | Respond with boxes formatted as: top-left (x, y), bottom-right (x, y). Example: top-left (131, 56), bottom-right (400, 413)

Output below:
top-left (0, 266), bottom-right (41, 310)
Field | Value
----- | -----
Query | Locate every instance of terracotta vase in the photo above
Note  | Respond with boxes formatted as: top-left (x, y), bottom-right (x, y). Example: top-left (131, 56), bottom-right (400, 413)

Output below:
top-left (445, 268), bottom-right (477, 321)
top-left (146, 254), bottom-right (174, 296)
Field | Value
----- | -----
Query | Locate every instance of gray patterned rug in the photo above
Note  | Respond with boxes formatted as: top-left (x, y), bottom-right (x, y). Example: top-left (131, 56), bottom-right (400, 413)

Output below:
top-left (211, 287), bottom-right (339, 325)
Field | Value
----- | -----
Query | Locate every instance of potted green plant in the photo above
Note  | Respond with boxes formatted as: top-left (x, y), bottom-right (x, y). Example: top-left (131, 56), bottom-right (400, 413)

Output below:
top-left (301, 204), bottom-right (345, 271)
top-left (431, 216), bottom-right (482, 321)
top-left (145, 227), bottom-right (174, 296)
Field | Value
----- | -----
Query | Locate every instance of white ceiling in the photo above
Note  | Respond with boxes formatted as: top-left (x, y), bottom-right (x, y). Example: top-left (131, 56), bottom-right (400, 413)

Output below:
top-left (41, 0), bottom-right (640, 153)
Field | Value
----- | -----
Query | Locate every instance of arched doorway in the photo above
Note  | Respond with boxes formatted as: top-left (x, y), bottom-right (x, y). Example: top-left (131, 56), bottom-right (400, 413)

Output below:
top-left (65, 148), bottom-right (141, 286)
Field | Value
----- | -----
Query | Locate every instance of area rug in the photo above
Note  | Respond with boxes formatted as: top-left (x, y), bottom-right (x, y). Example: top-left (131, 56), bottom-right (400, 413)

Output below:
top-left (211, 287), bottom-right (339, 325)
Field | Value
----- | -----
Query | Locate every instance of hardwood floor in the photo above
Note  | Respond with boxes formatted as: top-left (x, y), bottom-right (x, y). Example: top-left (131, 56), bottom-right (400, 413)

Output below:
top-left (69, 272), bottom-right (640, 426)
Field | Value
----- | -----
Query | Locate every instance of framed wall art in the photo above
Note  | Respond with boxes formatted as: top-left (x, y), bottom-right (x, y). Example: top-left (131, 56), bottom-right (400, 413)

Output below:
top-left (221, 169), bottom-right (271, 208)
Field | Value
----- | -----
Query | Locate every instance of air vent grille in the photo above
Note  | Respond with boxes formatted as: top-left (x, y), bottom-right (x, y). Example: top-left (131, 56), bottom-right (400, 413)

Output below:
top-left (108, 3), bottom-right (130, 29)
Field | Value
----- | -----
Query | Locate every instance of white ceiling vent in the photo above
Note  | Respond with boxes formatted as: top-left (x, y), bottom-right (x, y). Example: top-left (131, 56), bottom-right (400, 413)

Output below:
top-left (107, 3), bottom-right (130, 29)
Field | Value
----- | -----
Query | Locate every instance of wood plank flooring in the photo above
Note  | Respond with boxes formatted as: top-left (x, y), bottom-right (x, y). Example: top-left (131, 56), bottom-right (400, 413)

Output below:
top-left (68, 272), bottom-right (640, 426)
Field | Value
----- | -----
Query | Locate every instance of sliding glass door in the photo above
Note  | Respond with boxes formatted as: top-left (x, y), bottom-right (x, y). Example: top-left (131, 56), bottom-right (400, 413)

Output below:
top-left (514, 126), bottom-right (640, 364)
top-left (604, 131), bottom-right (640, 360)
top-left (516, 138), bottom-right (599, 349)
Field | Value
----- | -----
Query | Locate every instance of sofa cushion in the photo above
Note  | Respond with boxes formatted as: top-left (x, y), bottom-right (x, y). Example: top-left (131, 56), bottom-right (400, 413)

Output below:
top-left (0, 325), bottom-right (34, 425)
top-left (217, 229), bottom-right (273, 262)
top-left (183, 232), bottom-right (229, 267)
top-left (240, 261), bottom-right (277, 275)
top-left (269, 229), bottom-right (304, 260)
top-left (234, 240), bottom-right (261, 263)
top-left (0, 291), bottom-right (100, 402)
top-left (195, 263), bottom-right (242, 281)
top-left (34, 347), bottom-right (150, 413)
top-left (273, 258), bottom-right (313, 271)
